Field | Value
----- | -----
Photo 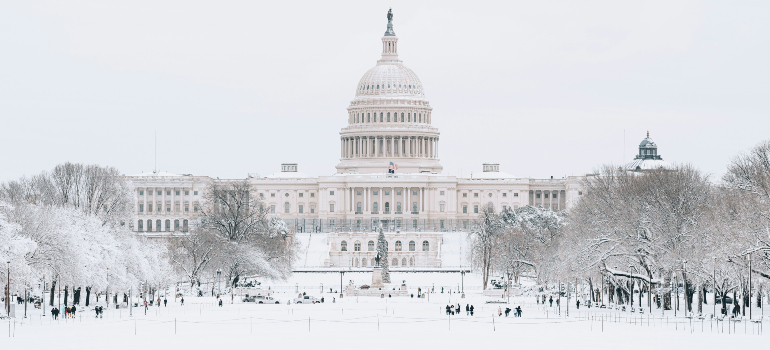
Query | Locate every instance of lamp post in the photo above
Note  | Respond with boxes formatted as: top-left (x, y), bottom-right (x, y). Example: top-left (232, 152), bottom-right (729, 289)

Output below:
top-left (42, 274), bottom-right (46, 317)
top-left (339, 270), bottom-right (345, 297)
top-left (683, 259), bottom-right (687, 317)
top-left (5, 261), bottom-right (9, 317)
top-left (713, 257), bottom-right (717, 317)
top-left (749, 253), bottom-right (752, 320)
top-left (461, 269), bottom-right (465, 293)
top-left (217, 269), bottom-right (221, 296)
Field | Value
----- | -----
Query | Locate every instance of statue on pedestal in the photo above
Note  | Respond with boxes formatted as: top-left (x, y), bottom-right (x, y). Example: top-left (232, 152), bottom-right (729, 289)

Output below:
top-left (384, 8), bottom-right (396, 36)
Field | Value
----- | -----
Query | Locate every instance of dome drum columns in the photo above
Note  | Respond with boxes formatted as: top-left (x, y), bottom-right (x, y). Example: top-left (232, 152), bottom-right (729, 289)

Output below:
top-left (340, 135), bottom-right (439, 159)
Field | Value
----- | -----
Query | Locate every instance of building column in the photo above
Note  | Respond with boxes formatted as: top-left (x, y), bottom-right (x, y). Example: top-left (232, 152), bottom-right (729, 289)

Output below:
top-left (374, 136), bottom-right (378, 157)
top-left (390, 187), bottom-right (394, 214)
top-left (406, 187), bottom-right (410, 213)
top-left (365, 187), bottom-right (369, 212)
top-left (419, 187), bottom-right (422, 212)
top-left (379, 187), bottom-right (383, 213)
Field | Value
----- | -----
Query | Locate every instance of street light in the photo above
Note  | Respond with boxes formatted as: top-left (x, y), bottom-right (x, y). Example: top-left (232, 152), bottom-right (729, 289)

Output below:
top-left (460, 269), bottom-right (465, 293)
top-left (713, 257), bottom-right (717, 317)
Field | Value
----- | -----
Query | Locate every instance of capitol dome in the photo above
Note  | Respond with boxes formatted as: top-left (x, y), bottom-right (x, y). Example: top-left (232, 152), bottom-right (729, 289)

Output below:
top-left (356, 64), bottom-right (425, 98)
top-left (624, 131), bottom-right (671, 171)
top-left (336, 10), bottom-right (442, 174)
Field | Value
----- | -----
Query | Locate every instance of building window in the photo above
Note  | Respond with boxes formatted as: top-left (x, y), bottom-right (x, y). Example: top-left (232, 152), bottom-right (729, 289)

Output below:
top-left (156, 220), bottom-right (161, 232)
top-left (271, 193), bottom-right (275, 197)
top-left (489, 193), bottom-right (493, 197)
top-left (409, 241), bottom-right (415, 251)
top-left (341, 241), bottom-right (347, 251)
top-left (185, 205), bottom-right (189, 212)
top-left (139, 191), bottom-right (144, 195)
top-left (138, 220), bottom-right (143, 231)
top-left (329, 203), bottom-right (335, 212)
top-left (148, 204), bottom-right (153, 212)
top-left (474, 205), bottom-right (479, 213)
top-left (310, 205), bottom-right (315, 213)
top-left (357, 191), bottom-right (362, 195)
top-left (361, 258), bottom-right (367, 267)
top-left (440, 191), bottom-right (445, 195)
top-left (384, 190), bottom-right (389, 195)
top-left (147, 220), bottom-right (152, 231)
top-left (139, 204), bottom-right (144, 212)
top-left (553, 193), bottom-right (558, 199)
top-left (299, 193), bottom-right (304, 197)
top-left (544, 193), bottom-right (549, 198)
top-left (299, 205), bottom-right (304, 214)
top-left (412, 202), bottom-right (418, 213)
top-left (175, 191), bottom-right (180, 195)
top-left (270, 205), bottom-right (276, 213)
top-left (503, 193), bottom-right (507, 197)
top-left (462, 193), bottom-right (467, 197)
top-left (194, 204), bottom-right (199, 212)
top-left (474, 193), bottom-right (479, 197)
top-left (392, 258), bottom-right (398, 267)
top-left (413, 190), bottom-right (417, 195)
top-left (166, 206), bottom-right (171, 212)
top-left (579, 191), bottom-right (583, 195)
top-left (422, 241), bottom-right (429, 251)
top-left (167, 191), bottom-right (171, 196)
top-left (373, 190), bottom-right (378, 195)
top-left (330, 191), bottom-right (335, 195)
top-left (284, 202), bottom-right (290, 213)
top-left (354, 241), bottom-right (361, 251)
top-left (536, 194), bottom-right (541, 198)
top-left (174, 219), bottom-right (179, 229)
top-left (185, 191), bottom-right (189, 195)
top-left (514, 193), bottom-right (519, 197)
top-left (396, 190), bottom-right (401, 195)
top-left (194, 191), bottom-right (198, 195)
top-left (462, 205), bottom-right (467, 214)
top-left (311, 193), bottom-right (315, 197)
top-left (285, 193), bottom-right (289, 197)
top-left (356, 202), bottom-right (362, 213)
top-left (440, 203), bottom-right (445, 212)
top-left (397, 202), bottom-right (402, 212)
top-left (368, 241), bottom-right (375, 251)
top-left (395, 241), bottom-right (402, 251)
top-left (503, 205), bottom-right (507, 211)
top-left (373, 202), bottom-right (378, 212)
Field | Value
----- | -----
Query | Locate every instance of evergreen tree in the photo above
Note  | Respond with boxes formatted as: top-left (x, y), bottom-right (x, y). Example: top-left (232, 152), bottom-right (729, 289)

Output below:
top-left (377, 227), bottom-right (390, 283)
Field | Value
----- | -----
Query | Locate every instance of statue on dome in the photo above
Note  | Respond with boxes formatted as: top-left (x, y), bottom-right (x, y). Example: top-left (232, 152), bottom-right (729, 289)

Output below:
top-left (384, 8), bottom-right (396, 36)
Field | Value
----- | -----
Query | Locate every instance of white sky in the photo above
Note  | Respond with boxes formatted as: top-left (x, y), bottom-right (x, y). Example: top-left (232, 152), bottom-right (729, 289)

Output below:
top-left (1, 1), bottom-right (768, 181)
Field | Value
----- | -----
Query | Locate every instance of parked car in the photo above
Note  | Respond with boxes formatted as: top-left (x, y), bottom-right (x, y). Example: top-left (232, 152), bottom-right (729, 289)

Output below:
top-left (255, 295), bottom-right (279, 304)
top-left (293, 296), bottom-right (320, 304)
top-left (716, 295), bottom-right (733, 304)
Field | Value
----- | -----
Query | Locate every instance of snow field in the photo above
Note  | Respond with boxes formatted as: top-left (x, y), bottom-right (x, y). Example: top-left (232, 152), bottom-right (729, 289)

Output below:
top-left (3, 291), bottom-right (768, 350)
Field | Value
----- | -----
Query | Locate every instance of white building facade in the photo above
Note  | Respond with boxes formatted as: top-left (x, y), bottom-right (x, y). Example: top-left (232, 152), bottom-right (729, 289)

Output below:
top-left (127, 13), bottom-right (587, 267)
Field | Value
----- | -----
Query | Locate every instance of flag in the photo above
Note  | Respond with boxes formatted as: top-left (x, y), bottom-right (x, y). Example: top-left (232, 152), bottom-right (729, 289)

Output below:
top-left (389, 162), bottom-right (398, 173)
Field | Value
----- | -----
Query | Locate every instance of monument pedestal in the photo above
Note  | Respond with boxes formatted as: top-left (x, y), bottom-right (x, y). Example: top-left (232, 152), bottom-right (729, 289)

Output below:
top-left (371, 267), bottom-right (385, 289)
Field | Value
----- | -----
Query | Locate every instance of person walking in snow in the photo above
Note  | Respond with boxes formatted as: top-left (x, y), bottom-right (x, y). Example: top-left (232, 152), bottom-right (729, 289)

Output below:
top-left (218, 299), bottom-right (223, 307)
top-left (505, 307), bottom-right (511, 317)
top-left (181, 297), bottom-right (185, 306)
top-left (71, 305), bottom-right (77, 317)
top-left (164, 298), bottom-right (167, 307)
top-left (446, 305), bottom-right (451, 315)
top-left (516, 306), bottom-right (522, 317)
top-left (466, 304), bottom-right (470, 316)
top-left (576, 300), bottom-right (580, 309)
top-left (549, 296), bottom-right (553, 307)
top-left (470, 305), bottom-right (475, 316)
top-left (498, 306), bottom-right (502, 317)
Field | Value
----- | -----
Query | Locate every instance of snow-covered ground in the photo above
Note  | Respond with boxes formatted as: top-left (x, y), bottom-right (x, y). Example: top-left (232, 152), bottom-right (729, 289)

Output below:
top-left (4, 276), bottom-right (768, 350)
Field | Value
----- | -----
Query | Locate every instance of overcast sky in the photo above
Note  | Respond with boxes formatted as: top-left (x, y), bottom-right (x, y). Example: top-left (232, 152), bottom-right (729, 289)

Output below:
top-left (1, 1), bottom-right (768, 182)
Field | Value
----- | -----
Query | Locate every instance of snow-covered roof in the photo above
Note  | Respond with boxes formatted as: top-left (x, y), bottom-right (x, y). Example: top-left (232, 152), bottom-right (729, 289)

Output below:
top-left (469, 171), bottom-right (517, 180)
top-left (128, 171), bottom-right (182, 177)
top-left (624, 159), bottom-right (672, 171)
top-left (265, 171), bottom-right (312, 179)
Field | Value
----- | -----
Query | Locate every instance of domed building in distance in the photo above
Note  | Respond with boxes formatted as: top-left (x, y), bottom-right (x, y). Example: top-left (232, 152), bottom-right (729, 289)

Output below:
top-left (624, 132), bottom-right (672, 171)
top-left (128, 10), bottom-right (615, 269)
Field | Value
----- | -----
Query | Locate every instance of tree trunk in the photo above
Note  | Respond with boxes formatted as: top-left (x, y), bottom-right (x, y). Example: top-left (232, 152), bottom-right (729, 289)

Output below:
top-left (697, 285), bottom-right (703, 313)
top-left (85, 287), bottom-right (91, 306)
top-left (49, 281), bottom-right (56, 306)
top-left (63, 286), bottom-right (69, 307)
top-left (663, 275), bottom-right (671, 310)
top-left (588, 278), bottom-right (594, 302)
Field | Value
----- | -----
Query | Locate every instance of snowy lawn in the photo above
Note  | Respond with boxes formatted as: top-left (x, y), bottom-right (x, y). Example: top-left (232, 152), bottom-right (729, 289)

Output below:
top-left (3, 290), bottom-right (768, 350)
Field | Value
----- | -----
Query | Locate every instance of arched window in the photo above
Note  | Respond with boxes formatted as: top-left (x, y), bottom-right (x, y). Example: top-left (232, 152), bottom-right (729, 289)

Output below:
top-left (395, 241), bottom-right (402, 251)
top-left (380, 113), bottom-right (383, 122)
top-left (368, 241), bottom-right (375, 251)
top-left (147, 220), bottom-right (152, 231)
top-left (354, 241), bottom-right (361, 251)
top-left (392, 258), bottom-right (398, 267)
top-left (156, 219), bottom-right (161, 232)
top-left (412, 202), bottom-right (418, 213)
top-left (367, 113), bottom-right (370, 122)
top-left (361, 258), bottom-right (367, 267)
top-left (285, 202), bottom-right (290, 213)
top-left (422, 241), bottom-right (429, 251)
top-left (402, 257), bottom-right (407, 266)
top-left (397, 202), bottom-right (402, 212)
top-left (409, 241), bottom-right (415, 251)
top-left (387, 112), bottom-right (390, 122)
top-left (384, 202), bottom-right (390, 213)
top-left (373, 202), bottom-right (378, 213)
top-left (341, 241), bottom-right (348, 251)
top-left (174, 219), bottom-right (179, 230)
top-left (354, 257), bottom-right (359, 267)
top-left (138, 220), bottom-right (144, 231)
top-left (183, 219), bottom-right (189, 231)
top-left (357, 202), bottom-right (362, 213)
top-left (409, 257), bottom-right (414, 266)
top-left (401, 113), bottom-right (404, 122)
top-left (408, 113), bottom-right (411, 122)
top-left (165, 219), bottom-right (171, 230)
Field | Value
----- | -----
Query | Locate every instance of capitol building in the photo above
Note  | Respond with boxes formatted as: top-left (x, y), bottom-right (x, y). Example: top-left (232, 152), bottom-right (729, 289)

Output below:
top-left (127, 12), bottom-right (666, 269)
